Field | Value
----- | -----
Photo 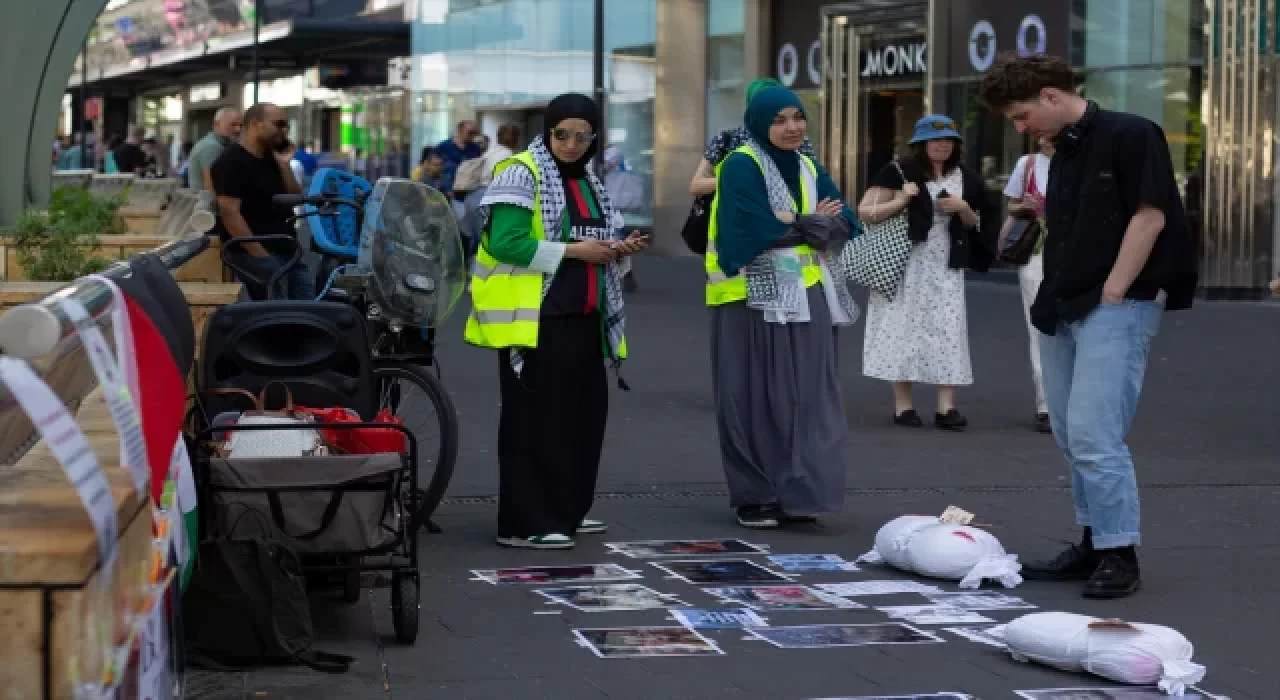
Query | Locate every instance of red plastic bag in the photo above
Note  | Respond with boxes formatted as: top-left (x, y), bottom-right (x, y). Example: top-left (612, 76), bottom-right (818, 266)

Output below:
top-left (294, 406), bottom-right (408, 455)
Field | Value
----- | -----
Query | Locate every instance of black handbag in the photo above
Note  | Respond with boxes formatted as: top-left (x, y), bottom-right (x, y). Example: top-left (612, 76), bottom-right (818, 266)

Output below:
top-left (998, 157), bottom-right (1044, 266)
top-left (999, 211), bottom-right (1043, 266)
top-left (680, 195), bottom-right (711, 255)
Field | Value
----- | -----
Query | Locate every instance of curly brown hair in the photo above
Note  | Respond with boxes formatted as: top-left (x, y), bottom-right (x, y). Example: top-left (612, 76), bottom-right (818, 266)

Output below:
top-left (977, 53), bottom-right (1077, 110)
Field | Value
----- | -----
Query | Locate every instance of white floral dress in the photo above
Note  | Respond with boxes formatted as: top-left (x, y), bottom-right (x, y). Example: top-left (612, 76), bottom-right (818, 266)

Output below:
top-left (862, 167), bottom-right (974, 386)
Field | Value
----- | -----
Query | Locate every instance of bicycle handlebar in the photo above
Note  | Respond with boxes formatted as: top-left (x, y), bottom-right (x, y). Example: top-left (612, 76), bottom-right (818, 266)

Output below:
top-left (221, 235), bottom-right (303, 301)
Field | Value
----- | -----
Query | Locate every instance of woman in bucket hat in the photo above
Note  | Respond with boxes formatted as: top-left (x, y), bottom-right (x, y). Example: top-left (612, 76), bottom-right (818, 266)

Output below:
top-left (855, 114), bottom-right (998, 431)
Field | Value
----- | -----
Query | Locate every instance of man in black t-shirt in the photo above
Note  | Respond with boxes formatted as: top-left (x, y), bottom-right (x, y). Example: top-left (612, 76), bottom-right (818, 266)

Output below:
top-left (979, 54), bottom-right (1197, 600)
top-left (113, 126), bottom-right (149, 175)
top-left (211, 102), bottom-right (312, 300)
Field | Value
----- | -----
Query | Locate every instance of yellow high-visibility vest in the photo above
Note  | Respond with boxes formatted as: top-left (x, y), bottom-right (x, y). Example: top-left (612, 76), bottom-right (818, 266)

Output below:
top-left (705, 145), bottom-right (823, 306)
top-left (463, 151), bottom-right (628, 359)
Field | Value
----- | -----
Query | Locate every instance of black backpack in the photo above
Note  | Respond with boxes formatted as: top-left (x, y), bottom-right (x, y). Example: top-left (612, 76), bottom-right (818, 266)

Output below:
top-left (183, 536), bottom-right (354, 673)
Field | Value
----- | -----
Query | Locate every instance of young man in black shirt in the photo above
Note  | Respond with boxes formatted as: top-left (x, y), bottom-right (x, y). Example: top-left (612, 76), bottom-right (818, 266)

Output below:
top-left (978, 54), bottom-right (1197, 599)
top-left (211, 102), bottom-right (311, 300)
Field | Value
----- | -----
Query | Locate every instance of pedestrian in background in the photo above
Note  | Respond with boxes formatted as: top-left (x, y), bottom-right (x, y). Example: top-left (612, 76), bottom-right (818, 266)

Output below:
top-left (707, 85), bottom-right (860, 529)
top-left (466, 93), bottom-right (648, 550)
top-left (857, 115), bottom-right (997, 431)
top-left (1002, 136), bottom-right (1055, 434)
top-left (979, 53), bottom-right (1198, 598)
top-left (188, 107), bottom-right (242, 191)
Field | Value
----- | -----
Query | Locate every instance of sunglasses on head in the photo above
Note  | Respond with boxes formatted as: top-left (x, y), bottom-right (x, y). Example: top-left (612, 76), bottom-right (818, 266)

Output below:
top-left (552, 128), bottom-right (596, 145)
top-left (930, 120), bottom-right (956, 131)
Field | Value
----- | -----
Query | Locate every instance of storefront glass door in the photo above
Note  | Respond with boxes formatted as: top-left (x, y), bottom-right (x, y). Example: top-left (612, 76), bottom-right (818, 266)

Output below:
top-left (820, 1), bottom-right (929, 200)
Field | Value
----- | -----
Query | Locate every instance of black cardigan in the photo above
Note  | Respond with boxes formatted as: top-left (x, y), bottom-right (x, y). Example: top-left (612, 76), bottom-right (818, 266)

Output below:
top-left (869, 159), bottom-right (998, 273)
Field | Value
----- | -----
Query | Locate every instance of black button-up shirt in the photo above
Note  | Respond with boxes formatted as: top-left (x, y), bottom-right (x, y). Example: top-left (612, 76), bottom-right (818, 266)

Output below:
top-left (1034, 102), bottom-right (1197, 335)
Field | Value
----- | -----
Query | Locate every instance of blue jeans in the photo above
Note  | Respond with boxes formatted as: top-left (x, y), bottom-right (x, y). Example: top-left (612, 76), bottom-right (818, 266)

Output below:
top-left (226, 251), bottom-right (315, 301)
top-left (1039, 299), bottom-right (1162, 549)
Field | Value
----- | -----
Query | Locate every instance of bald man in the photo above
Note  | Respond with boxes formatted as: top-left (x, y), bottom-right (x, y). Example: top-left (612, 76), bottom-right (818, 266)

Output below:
top-left (187, 107), bottom-right (243, 191)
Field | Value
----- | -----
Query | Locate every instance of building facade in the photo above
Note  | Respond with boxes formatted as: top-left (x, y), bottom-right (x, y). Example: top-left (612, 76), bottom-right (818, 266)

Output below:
top-left (410, 0), bottom-right (1272, 293)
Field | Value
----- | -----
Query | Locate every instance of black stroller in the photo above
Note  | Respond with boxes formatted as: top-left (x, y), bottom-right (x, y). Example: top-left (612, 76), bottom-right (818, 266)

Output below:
top-left (187, 177), bottom-right (468, 646)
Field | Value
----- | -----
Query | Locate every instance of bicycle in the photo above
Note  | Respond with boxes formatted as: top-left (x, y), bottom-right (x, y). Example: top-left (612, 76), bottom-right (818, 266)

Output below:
top-left (220, 178), bottom-right (463, 529)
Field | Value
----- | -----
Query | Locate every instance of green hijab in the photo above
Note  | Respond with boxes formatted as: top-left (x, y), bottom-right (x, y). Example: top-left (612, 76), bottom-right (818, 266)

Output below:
top-left (745, 78), bottom-right (783, 105)
top-left (743, 85), bottom-right (805, 203)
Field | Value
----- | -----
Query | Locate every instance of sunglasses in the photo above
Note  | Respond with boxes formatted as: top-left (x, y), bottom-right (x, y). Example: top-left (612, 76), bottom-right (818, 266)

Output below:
top-left (552, 128), bottom-right (596, 145)
top-left (272, 120), bottom-right (289, 129)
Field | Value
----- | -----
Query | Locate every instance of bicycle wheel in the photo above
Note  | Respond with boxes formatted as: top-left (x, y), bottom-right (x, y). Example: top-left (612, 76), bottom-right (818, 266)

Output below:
top-left (372, 359), bottom-right (459, 524)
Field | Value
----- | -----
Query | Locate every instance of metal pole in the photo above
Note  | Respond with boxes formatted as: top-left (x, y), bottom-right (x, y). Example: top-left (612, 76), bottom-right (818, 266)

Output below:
top-left (79, 38), bottom-right (89, 169)
top-left (592, 0), bottom-right (605, 176)
top-left (252, 0), bottom-right (262, 103)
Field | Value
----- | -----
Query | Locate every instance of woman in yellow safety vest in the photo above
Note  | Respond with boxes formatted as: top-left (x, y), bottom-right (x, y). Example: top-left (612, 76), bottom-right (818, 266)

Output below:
top-left (465, 93), bottom-right (648, 549)
top-left (709, 85), bottom-right (862, 529)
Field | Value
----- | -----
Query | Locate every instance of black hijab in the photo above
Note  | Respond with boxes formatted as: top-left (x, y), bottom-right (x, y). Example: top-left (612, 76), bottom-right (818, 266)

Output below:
top-left (543, 92), bottom-right (600, 178)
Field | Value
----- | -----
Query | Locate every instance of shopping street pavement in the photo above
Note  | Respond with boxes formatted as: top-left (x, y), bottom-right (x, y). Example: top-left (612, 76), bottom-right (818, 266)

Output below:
top-left (188, 255), bottom-right (1280, 699)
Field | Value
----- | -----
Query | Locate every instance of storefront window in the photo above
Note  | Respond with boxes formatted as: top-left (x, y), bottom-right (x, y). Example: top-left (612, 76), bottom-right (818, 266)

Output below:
top-left (706, 0), bottom-right (745, 138)
top-left (411, 0), bottom-right (656, 222)
top-left (1071, 0), bottom-right (1206, 68)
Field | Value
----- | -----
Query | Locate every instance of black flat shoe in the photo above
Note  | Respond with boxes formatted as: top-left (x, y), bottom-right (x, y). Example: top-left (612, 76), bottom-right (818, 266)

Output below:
top-left (935, 409), bottom-right (968, 431)
top-left (1022, 543), bottom-right (1099, 581)
top-left (1034, 412), bottom-right (1052, 433)
top-left (1082, 552), bottom-right (1142, 599)
top-left (893, 409), bottom-right (924, 427)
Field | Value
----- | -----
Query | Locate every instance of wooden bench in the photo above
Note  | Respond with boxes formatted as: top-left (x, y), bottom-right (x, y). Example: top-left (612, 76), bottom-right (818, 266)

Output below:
top-left (0, 388), bottom-right (153, 700)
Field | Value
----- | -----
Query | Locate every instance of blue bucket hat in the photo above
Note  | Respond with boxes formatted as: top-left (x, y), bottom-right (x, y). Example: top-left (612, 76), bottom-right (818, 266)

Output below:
top-left (909, 114), bottom-right (962, 145)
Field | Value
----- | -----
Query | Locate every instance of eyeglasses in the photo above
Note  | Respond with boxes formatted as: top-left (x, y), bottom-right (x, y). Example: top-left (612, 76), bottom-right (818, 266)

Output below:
top-left (552, 128), bottom-right (596, 145)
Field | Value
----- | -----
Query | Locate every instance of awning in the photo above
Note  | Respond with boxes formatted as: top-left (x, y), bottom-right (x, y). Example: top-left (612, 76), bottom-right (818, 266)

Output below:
top-left (68, 17), bottom-right (410, 93)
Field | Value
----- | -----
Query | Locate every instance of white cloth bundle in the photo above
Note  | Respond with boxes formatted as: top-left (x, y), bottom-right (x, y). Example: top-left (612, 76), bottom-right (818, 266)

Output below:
top-left (992, 612), bottom-right (1206, 695)
top-left (858, 515), bottom-right (1023, 589)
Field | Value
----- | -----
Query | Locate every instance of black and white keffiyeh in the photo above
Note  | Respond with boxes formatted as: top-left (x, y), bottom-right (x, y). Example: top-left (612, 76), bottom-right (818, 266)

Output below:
top-left (740, 137), bottom-right (860, 325)
top-left (480, 135), bottom-right (628, 374)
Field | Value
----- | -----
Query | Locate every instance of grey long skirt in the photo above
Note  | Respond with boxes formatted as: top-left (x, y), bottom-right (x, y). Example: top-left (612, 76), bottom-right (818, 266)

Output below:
top-left (710, 284), bottom-right (849, 516)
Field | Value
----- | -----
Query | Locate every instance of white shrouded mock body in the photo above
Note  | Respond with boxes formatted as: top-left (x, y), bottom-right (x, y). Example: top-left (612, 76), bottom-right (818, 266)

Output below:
top-left (993, 611), bottom-right (1206, 695)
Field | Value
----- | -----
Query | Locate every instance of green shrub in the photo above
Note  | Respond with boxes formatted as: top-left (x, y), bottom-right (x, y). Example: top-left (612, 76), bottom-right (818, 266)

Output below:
top-left (6, 187), bottom-right (125, 281)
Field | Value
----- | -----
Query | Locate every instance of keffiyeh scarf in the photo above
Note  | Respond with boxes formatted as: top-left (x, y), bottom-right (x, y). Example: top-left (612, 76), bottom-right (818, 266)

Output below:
top-left (480, 136), bottom-right (628, 375)
top-left (741, 137), bottom-right (860, 325)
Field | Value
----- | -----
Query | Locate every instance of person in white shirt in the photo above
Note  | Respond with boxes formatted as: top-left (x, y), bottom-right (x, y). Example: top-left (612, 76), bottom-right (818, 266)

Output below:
top-left (1001, 137), bottom-right (1054, 433)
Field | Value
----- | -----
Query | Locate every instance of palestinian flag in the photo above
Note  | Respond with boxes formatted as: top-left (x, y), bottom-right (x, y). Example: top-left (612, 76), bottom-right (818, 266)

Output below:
top-left (120, 292), bottom-right (197, 587)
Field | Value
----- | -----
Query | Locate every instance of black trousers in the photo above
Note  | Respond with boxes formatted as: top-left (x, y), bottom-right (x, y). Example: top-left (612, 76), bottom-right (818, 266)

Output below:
top-left (497, 314), bottom-right (609, 538)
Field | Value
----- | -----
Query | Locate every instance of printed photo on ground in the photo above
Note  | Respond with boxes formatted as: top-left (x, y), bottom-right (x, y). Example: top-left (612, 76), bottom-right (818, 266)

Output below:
top-left (651, 559), bottom-right (791, 585)
top-left (767, 554), bottom-right (861, 572)
top-left (924, 592), bottom-right (1036, 610)
top-left (747, 623), bottom-right (944, 649)
top-left (605, 539), bottom-right (769, 558)
top-left (572, 626), bottom-right (724, 658)
top-left (671, 608), bottom-right (769, 629)
top-left (876, 605), bottom-right (996, 626)
top-left (813, 581), bottom-right (947, 597)
top-left (705, 585), bottom-right (866, 611)
top-left (941, 625), bottom-right (1008, 649)
top-left (535, 584), bottom-right (688, 612)
top-left (471, 563), bottom-right (641, 584)
top-left (1014, 689), bottom-right (1211, 700)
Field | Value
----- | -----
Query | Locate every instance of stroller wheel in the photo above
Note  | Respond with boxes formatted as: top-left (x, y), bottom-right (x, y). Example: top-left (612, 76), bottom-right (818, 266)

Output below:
top-left (391, 572), bottom-right (420, 645)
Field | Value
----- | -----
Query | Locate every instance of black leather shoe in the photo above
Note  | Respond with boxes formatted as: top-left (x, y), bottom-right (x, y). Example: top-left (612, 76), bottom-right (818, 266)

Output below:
top-left (935, 409), bottom-right (968, 431)
top-left (736, 505), bottom-right (781, 529)
top-left (1034, 412), bottom-right (1052, 433)
top-left (1022, 543), bottom-right (1099, 581)
top-left (1082, 552), bottom-right (1142, 599)
top-left (894, 409), bottom-right (924, 427)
